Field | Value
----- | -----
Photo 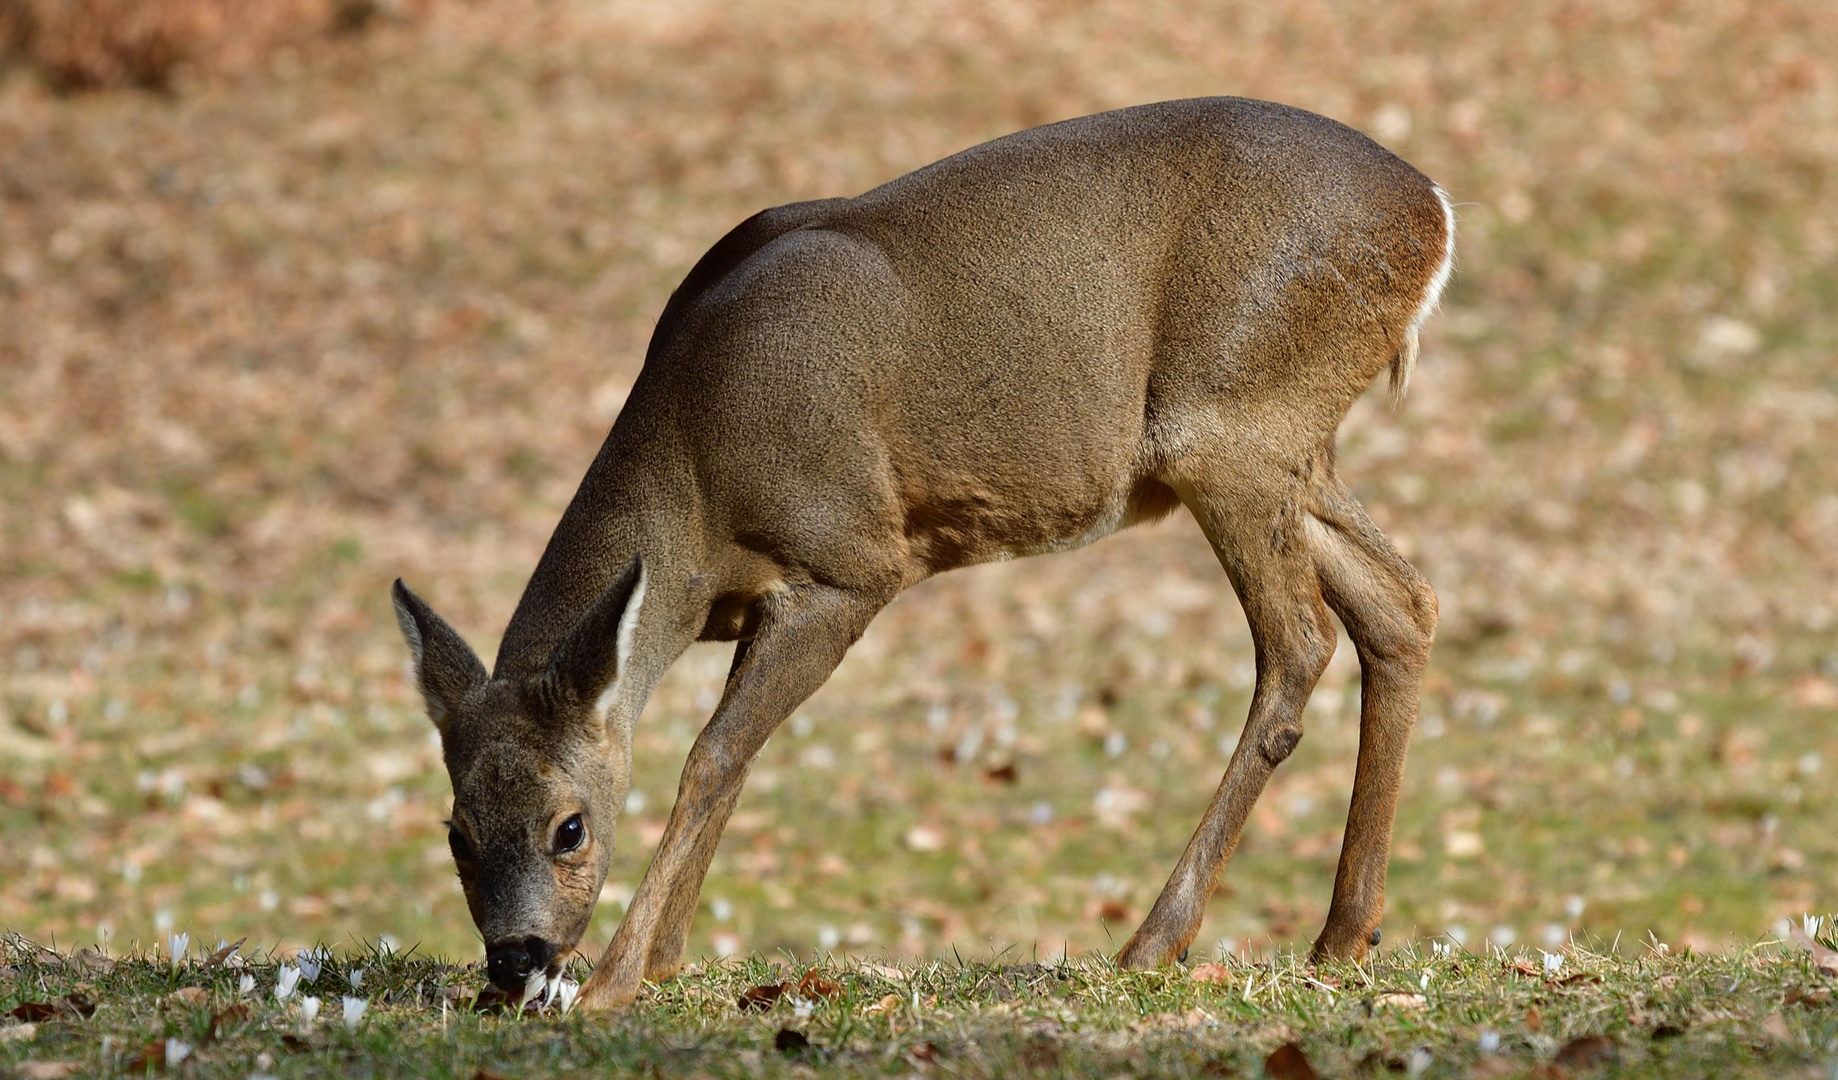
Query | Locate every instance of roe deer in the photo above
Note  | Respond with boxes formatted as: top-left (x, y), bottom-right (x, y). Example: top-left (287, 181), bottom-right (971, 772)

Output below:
top-left (390, 97), bottom-right (1454, 1009)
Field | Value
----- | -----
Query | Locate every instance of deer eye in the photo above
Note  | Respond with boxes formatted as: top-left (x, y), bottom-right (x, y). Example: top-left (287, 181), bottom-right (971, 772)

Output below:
top-left (553, 814), bottom-right (585, 854)
top-left (447, 823), bottom-right (473, 863)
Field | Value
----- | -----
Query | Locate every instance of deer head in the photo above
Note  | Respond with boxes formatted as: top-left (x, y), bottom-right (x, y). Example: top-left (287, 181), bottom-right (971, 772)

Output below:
top-left (390, 556), bottom-right (646, 993)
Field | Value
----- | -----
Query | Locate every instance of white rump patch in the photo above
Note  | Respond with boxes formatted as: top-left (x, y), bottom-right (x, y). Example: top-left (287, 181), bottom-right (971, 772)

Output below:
top-left (1390, 185), bottom-right (1457, 408)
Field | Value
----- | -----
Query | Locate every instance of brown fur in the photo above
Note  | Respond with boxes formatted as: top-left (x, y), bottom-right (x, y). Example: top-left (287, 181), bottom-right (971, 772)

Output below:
top-left (392, 97), bottom-right (1453, 1007)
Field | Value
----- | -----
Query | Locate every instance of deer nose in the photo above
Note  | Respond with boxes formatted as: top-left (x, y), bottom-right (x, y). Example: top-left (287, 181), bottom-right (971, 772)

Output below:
top-left (485, 936), bottom-right (560, 992)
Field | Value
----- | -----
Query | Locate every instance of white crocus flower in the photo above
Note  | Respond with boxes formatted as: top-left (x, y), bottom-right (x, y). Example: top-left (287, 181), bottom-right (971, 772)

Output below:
top-left (523, 970), bottom-right (550, 1011)
top-left (549, 977), bottom-right (581, 1016)
top-left (238, 974), bottom-right (255, 996)
top-left (165, 1038), bottom-right (193, 1065)
top-left (299, 996), bottom-right (320, 1024)
top-left (342, 996), bottom-right (368, 1030)
top-left (296, 950), bottom-right (323, 984)
top-left (167, 933), bottom-right (189, 967)
top-left (347, 968), bottom-right (364, 991)
top-left (1541, 951), bottom-right (1564, 977)
top-left (275, 964), bottom-right (302, 1002)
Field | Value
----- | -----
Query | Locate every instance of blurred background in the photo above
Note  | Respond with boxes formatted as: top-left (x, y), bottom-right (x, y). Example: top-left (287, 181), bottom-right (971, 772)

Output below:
top-left (0, 0), bottom-right (1834, 967)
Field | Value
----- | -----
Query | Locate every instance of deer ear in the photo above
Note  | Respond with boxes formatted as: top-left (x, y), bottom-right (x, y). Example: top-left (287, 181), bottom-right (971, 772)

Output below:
top-left (544, 554), bottom-right (647, 724)
top-left (392, 579), bottom-right (488, 736)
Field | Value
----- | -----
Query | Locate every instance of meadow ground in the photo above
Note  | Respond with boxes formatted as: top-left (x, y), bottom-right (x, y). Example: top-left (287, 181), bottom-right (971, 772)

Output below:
top-left (5, 933), bottom-right (1838, 1078)
top-left (2, 0), bottom-right (1837, 1073)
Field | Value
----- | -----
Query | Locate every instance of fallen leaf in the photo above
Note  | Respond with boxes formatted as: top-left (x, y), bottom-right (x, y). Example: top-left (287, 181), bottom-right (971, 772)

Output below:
top-left (737, 982), bottom-right (789, 1012)
top-left (1759, 1012), bottom-right (1792, 1043)
top-left (774, 1027), bottom-right (811, 1054)
top-left (1189, 962), bottom-right (1233, 984)
top-left (15, 1063), bottom-right (78, 1079)
top-left (865, 993), bottom-right (902, 1014)
top-left (280, 1033), bottom-right (312, 1052)
top-left (1095, 899), bottom-right (1132, 923)
top-left (7, 1003), bottom-right (56, 1022)
top-left (1510, 958), bottom-right (1541, 978)
top-left (1264, 1042), bottom-right (1319, 1080)
top-left (1786, 987), bottom-right (1832, 1008)
top-left (982, 762), bottom-right (1018, 784)
top-left (203, 939), bottom-right (245, 969)
top-left (1787, 921), bottom-right (1838, 977)
top-left (172, 987), bottom-right (208, 1008)
top-left (211, 1003), bottom-right (251, 1036)
top-left (1553, 1035), bottom-right (1615, 1068)
top-left (797, 970), bottom-right (843, 1000)
top-left (124, 1041), bottom-right (168, 1071)
top-left (1374, 992), bottom-right (1428, 1010)
top-left (0, 1022), bottom-right (37, 1043)
top-left (72, 949), bottom-right (114, 975)
top-left (866, 964), bottom-right (908, 982)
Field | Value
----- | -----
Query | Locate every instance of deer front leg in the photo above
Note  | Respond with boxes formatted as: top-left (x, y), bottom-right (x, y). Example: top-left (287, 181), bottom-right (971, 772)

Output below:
top-left (1118, 474), bottom-right (1336, 969)
top-left (576, 585), bottom-right (885, 1010)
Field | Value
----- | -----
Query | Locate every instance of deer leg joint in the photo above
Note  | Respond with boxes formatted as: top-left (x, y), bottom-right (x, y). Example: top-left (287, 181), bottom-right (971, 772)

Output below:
top-left (1259, 724), bottom-right (1303, 766)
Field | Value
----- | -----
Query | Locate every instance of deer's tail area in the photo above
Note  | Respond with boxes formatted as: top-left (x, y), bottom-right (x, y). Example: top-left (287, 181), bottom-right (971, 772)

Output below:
top-left (1388, 184), bottom-right (1457, 410)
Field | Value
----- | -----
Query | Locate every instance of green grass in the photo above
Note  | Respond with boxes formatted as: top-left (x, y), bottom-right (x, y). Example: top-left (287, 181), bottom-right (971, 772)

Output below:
top-left (5, 933), bottom-right (1838, 1078)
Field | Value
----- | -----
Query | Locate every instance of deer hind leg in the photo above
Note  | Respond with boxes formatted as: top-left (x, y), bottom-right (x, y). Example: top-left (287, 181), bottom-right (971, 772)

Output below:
top-left (577, 583), bottom-right (889, 1009)
top-left (1118, 461), bottom-right (1337, 969)
top-left (1305, 475), bottom-right (1436, 961)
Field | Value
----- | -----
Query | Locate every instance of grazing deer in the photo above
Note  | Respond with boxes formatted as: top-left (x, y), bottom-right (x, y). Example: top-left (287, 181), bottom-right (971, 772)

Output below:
top-left (391, 97), bottom-right (1454, 1008)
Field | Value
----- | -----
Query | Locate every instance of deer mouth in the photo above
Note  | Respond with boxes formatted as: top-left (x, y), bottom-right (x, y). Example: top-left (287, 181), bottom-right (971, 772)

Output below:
top-left (484, 935), bottom-right (563, 994)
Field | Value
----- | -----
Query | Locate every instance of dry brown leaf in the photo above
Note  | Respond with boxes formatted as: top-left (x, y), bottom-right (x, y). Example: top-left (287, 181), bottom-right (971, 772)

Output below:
top-left (865, 993), bottom-right (902, 1014)
top-left (1553, 1034), bottom-right (1615, 1068)
top-left (202, 939), bottom-right (245, 969)
top-left (865, 964), bottom-right (908, 982)
top-left (737, 981), bottom-right (789, 1012)
top-left (172, 986), bottom-right (208, 1008)
top-left (124, 1041), bottom-right (169, 1071)
top-left (796, 970), bottom-right (843, 1000)
top-left (1263, 1042), bottom-right (1319, 1080)
top-left (210, 1003), bottom-right (251, 1036)
top-left (1785, 986), bottom-right (1832, 1008)
top-left (1189, 962), bottom-right (1233, 984)
top-left (72, 949), bottom-right (114, 976)
top-left (1374, 992), bottom-right (1427, 1010)
top-left (1759, 1013), bottom-right (1792, 1043)
top-left (7, 1002), bottom-right (56, 1022)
